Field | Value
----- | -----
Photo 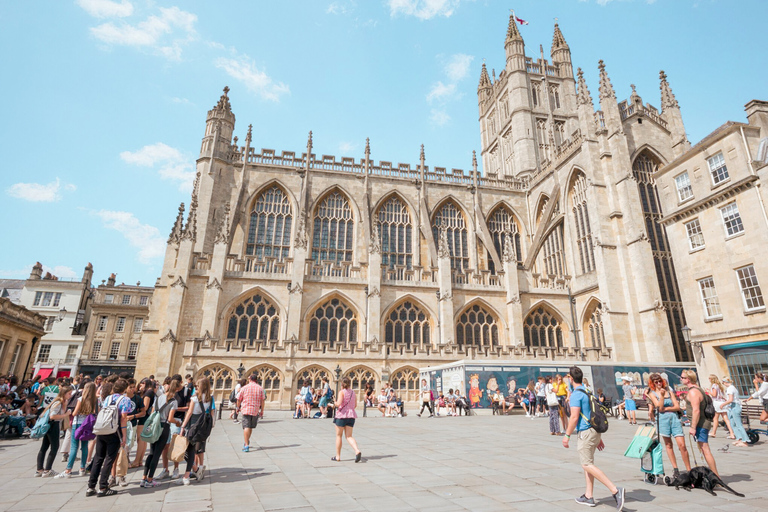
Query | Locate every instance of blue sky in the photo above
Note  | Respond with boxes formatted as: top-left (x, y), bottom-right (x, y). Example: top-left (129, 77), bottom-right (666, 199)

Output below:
top-left (1, 0), bottom-right (765, 286)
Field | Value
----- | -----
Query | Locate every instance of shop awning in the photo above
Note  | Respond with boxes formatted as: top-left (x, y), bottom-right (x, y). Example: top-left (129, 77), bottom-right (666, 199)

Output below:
top-left (56, 369), bottom-right (71, 378)
top-left (35, 368), bottom-right (53, 380)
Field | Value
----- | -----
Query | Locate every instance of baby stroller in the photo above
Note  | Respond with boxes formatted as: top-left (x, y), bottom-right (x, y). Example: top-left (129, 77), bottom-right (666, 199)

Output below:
top-left (624, 415), bottom-right (665, 484)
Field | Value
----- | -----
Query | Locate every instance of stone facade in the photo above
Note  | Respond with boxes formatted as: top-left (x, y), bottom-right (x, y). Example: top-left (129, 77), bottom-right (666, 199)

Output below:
top-left (137, 17), bottom-right (694, 407)
top-left (20, 263), bottom-right (93, 379)
top-left (655, 100), bottom-right (768, 393)
top-left (79, 274), bottom-right (153, 378)
top-left (0, 297), bottom-right (45, 377)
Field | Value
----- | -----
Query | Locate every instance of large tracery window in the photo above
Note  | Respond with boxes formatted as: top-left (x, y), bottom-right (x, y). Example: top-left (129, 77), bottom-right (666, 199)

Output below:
top-left (524, 306), bottom-right (564, 348)
top-left (586, 303), bottom-right (605, 349)
top-left (308, 297), bottom-right (358, 347)
top-left (541, 224), bottom-right (566, 277)
top-left (633, 152), bottom-right (690, 362)
top-left (384, 301), bottom-right (431, 350)
top-left (312, 191), bottom-right (354, 264)
top-left (344, 366), bottom-right (376, 399)
top-left (226, 293), bottom-right (280, 343)
top-left (248, 365), bottom-right (283, 402)
top-left (456, 303), bottom-right (500, 347)
top-left (296, 366), bottom-right (329, 390)
top-left (200, 365), bottom-right (234, 399)
top-left (432, 202), bottom-right (470, 271)
top-left (246, 186), bottom-right (292, 261)
top-left (377, 196), bottom-right (413, 269)
top-left (391, 367), bottom-right (419, 402)
top-left (570, 173), bottom-right (595, 274)
top-left (487, 205), bottom-right (522, 273)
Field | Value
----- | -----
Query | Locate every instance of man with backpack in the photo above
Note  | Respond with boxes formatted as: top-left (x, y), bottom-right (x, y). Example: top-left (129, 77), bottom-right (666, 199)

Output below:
top-left (681, 369), bottom-right (720, 477)
top-left (562, 366), bottom-right (624, 511)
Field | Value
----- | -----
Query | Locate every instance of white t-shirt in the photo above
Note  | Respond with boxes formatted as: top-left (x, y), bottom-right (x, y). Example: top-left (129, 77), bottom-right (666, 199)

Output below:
top-left (378, 393), bottom-right (388, 404)
top-left (536, 382), bottom-right (546, 397)
top-left (190, 395), bottom-right (214, 415)
top-left (726, 384), bottom-right (741, 406)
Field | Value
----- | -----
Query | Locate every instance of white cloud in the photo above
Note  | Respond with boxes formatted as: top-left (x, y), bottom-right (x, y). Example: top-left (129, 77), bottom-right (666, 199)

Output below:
top-left (430, 109), bottom-right (450, 126)
top-left (339, 141), bottom-right (356, 153)
top-left (76, 0), bottom-right (133, 18)
top-left (120, 143), bottom-right (195, 192)
top-left (88, 6), bottom-right (197, 60)
top-left (388, 0), bottom-right (462, 20)
top-left (6, 178), bottom-right (76, 202)
top-left (215, 56), bottom-right (289, 102)
top-left (95, 210), bottom-right (165, 264)
top-left (327, 1), bottom-right (356, 14)
top-left (170, 96), bottom-right (190, 104)
top-left (444, 53), bottom-right (473, 81)
top-left (426, 81), bottom-right (457, 103)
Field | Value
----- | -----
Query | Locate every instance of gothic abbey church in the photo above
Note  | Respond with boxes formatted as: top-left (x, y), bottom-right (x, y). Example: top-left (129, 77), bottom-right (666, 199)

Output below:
top-left (136, 15), bottom-right (693, 406)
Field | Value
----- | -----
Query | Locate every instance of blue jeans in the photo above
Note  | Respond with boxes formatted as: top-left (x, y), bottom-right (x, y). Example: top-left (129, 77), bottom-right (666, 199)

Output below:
top-left (727, 403), bottom-right (749, 442)
top-left (67, 426), bottom-right (88, 471)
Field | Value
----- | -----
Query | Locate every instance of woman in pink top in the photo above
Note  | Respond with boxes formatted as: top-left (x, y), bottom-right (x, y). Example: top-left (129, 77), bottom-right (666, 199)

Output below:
top-left (332, 377), bottom-right (362, 463)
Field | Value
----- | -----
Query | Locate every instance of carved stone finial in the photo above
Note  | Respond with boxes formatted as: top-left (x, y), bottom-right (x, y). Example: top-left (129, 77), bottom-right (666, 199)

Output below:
top-left (472, 150), bottom-right (478, 170)
top-left (214, 86), bottom-right (231, 113)
top-left (168, 202), bottom-right (185, 244)
top-left (246, 124), bottom-right (253, 145)
top-left (294, 213), bottom-right (308, 249)
top-left (659, 70), bottom-right (679, 110)
top-left (420, 144), bottom-right (425, 162)
top-left (478, 63), bottom-right (491, 90)
top-left (365, 137), bottom-right (370, 157)
top-left (307, 130), bottom-right (313, 151)
top-left (506, 10), bottom-right (522, 42)
top-left (598, 60), bottom-right (616, 100)
top-left (551, 22), bottom-right (568, 52)
top-left (576, 68), bottom-right (593, 106)
top-left (223, 86), bottom-right (230, 96)
top-left (437, 227), bottom-right (451, 259)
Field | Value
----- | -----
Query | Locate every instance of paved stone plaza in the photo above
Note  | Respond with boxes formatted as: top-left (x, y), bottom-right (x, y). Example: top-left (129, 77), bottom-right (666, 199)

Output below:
top-left (1, 411), bottom-right (766, 512)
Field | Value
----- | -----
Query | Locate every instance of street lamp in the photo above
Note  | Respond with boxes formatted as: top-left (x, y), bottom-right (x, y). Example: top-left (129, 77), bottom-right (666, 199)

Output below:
top-left (681, 325), bottom-right (691, 344)
top-left (57, 307), bottom-right (67, 322)
top-left (237, 362), bottom-right (245, 379)
top-left (334, 364), bottom-right (342, 399)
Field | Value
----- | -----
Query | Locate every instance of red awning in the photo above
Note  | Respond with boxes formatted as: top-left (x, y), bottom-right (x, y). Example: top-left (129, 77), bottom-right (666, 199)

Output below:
top-left (35, 368), bottom-right (53, 380)
top-left (56, 369), bottom-right (71, 378)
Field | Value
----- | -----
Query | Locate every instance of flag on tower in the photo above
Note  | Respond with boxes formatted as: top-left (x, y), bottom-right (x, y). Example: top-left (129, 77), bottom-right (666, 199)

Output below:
top-left (516, 15), bottom-right (528, 26)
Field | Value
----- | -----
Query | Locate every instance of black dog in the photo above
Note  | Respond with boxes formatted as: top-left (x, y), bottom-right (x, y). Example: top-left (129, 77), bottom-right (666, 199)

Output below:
top-left (664, 466), bottom-right (745, 497)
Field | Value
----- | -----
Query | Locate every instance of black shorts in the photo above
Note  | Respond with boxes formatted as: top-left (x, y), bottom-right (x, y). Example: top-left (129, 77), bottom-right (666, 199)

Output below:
top-left (536, 396), bottom-right (546, 407)
top-left (763, 399), bottom-right (768, 413)
top-left (334, 418), bottom-right (355, 428)
top-left (242, 414), bottom-right (259, 429)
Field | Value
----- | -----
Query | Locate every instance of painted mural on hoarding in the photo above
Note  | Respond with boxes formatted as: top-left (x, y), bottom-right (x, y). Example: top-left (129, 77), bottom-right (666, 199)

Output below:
top-left (432, 364), bottom-right (692, 409)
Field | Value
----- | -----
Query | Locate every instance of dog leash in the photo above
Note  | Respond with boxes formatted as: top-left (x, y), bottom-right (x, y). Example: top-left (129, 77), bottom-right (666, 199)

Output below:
top-left (687, 433), bottom-right (701, 466)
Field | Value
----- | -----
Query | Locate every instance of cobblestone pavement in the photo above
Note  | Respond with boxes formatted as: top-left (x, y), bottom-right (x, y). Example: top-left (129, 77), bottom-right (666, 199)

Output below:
top-left (1, 410), bottom-right (766, 511)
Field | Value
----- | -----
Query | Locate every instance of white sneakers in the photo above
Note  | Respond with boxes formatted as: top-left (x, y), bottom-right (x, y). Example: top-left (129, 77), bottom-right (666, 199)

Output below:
top-left (54, 471), bottom-right (71, 479)
top-left (171, 468), bottom-right (180, 480)
top-left (181, 477), bottom-right (191, 486)
top-left (156, 468), bottom-right (169, 480)
top-left (196, 465), bottom-right (206, 481)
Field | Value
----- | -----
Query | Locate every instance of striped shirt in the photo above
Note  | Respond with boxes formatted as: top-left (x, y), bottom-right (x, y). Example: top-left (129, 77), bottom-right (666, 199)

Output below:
top-left (237, 382), bottom-right (265, 416)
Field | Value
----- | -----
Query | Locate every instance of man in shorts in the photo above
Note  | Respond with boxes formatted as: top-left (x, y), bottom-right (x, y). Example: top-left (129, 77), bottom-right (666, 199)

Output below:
top-left (681, 370), bottom-right (719, 477)
top-left (236, 373), bottom-right (265, 453)
top-left (563, 366), bottom-right (624, 511)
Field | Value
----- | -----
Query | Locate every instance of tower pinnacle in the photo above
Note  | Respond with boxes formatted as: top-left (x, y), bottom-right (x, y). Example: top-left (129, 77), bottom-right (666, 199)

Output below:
top-left (478, 63), bottom-right (491, 90)
top-left (598, 60), bottom-right (616, 100)
top-left (551, 23), bottom-right (568, 52)
top-left (577, 68), bottom-right (593, 106)
top-left (506, 11), bottom-right (523, 42)
top-left (659, 70), bottom-right (679, 110)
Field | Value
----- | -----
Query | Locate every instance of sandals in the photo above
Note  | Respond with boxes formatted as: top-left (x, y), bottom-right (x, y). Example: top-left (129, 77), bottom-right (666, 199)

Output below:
top-left (331, 456), bottom-right (340, 462)
top-left (355, 452), bottom-right (362, 463)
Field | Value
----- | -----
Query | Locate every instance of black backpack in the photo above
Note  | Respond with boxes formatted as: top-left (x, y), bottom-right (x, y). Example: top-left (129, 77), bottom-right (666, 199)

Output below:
top-left (574, 388), bottom-right (609, 433)
top-left (695, 386), bottom-right (716, 422)
top-left (229, 387), bottom-right (237, 402)
top-left (188, 399), bottom-right (214, 444)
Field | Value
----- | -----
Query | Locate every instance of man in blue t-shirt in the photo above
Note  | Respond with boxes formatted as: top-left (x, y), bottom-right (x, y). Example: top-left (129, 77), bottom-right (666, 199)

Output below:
top-left (562, 366), bottom-right (625, 511)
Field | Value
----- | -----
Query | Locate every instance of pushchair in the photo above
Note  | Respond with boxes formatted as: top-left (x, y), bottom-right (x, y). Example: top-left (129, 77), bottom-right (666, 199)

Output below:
top-left (624, 415), bottom-right (664, 484)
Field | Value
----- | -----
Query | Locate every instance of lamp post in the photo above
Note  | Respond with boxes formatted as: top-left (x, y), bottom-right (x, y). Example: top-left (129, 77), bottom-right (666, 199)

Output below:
top-left (334, 364), bottom-right (342, 402)
top-left (237, 362), bottom-right (245, 379)
top-left (681, 324), bottom-right (702, 367)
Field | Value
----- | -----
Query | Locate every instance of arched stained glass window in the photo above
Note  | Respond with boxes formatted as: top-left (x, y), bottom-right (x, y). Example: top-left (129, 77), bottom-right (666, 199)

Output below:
top-left (344, 366), bottom-right (376, 398)
top-left (523, 306), bottom-right (564, 348)
top-left (456, 303), bottom-right (500, 347)
top-left (391, 367), bottom-right (419, 402)
top-left (308, 297), bottom-right (358, 347)
top-left (384, 301), bottom-right (430, 350)
top-left (296, 366), bottom-right (329, 390)
top-left (226, 293), bottom-right (280, 343)
top-left (247, 365), bottom-right (283, 402)
top-left (487, 205), bottom-right (522, 273)
top-left (586, 303), bottom-right (605, 349)
top-left (570, 173), bottom-right (595, 274)
top-left (246, 186), bottom-right (292, 261)
top-left (377, 196), bottom-right (413, 269)
top-left (432, 202), bottom-right (469, 271)
top-left (200, 365), bottom-right (234, 393)
top-left (312, 191), bottom-right (354, 264)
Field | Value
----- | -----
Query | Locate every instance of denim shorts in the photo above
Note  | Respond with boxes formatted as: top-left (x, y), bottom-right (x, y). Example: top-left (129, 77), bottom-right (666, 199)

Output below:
top-left (658, 412), bottom-right (683, 438)
top-left (167, 423), bottom-right (181, 445)
top-left (624, 399), bottom-right (637, 411)
top-left (334, 418), bottom-right (355, 428)
top-left (694, 426), bottom-right (709, 443)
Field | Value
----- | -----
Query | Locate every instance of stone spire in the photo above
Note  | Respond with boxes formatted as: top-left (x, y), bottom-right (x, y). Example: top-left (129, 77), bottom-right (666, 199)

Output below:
top-left (577, 68), bottom-right (593, 106)
top-left (598, 60), bottom-right (616, 100)
top-left (659, 70), bottom-right (679, 110)
top-left (168, 202), bottom-right (185, 244)
top-left (214, 203), bottom-right (230, 245)
top-left (629, 84), bottom-right (642, 106)
top-left (245, 123), bottom-right (253, 145)
top-left (478, 63), bottom-right (491, 90)
top-left (181, 193), bottom-right (197, 241)
top-left (551, 23), bottom-right (568, 52)
top-left (506, 11), bottom-right (523, 42)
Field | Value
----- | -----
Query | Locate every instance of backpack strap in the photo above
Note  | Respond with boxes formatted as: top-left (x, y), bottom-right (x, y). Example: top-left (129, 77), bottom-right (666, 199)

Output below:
top-left (571, 388), bottom-right (593, 426)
